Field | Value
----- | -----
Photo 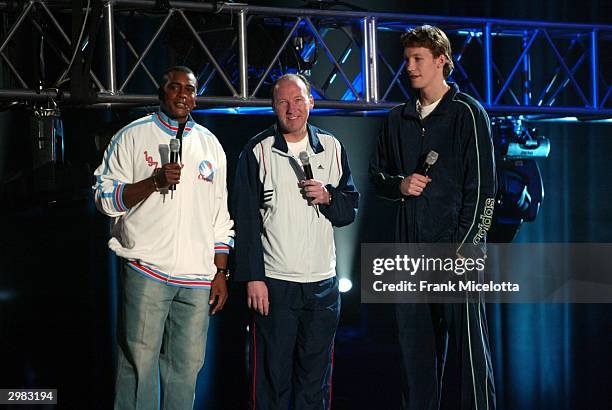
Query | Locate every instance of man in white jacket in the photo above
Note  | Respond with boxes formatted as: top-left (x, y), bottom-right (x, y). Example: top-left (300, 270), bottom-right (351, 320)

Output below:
top-left (93, 66), bottom-right (234, 410)
top-left (233, 74), bottom-right (359, 410)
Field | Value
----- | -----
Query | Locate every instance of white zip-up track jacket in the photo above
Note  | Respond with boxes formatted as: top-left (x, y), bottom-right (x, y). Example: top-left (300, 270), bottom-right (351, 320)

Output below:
top-left (93, 111), bottom-right (234, 288)
top-left (232, 123), bottom-right (359, 283)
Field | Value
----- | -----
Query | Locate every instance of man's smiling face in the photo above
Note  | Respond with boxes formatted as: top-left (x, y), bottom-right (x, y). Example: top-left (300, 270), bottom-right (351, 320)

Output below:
top-left (272, 77), bottom-right (314, 139)
top-left (160, 70), bottom-right (197, 123)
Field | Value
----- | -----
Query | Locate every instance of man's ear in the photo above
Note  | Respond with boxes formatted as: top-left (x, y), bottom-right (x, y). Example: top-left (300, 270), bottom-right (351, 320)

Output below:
top-left (436, 54), bottom-right (447, 68)
top-left (158, 85), bottom-right (165, 100)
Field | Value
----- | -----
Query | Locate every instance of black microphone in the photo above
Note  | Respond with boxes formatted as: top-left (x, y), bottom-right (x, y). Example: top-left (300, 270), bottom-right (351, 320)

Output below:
top-left (298, 151), bottom-right (314, 180)
top-left (169, 138), bottom-right (181, 198)
top-left (417, 150), bottom-right (439, 176)
top-left (298, 151), bottom-right (320, 217)
top-left (169, 123), bottom-right (186, 194)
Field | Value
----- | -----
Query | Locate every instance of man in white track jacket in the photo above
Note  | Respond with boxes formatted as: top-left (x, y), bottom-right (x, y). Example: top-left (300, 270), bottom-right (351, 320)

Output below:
top-left (233, 74), bottom-right (359, 410)
top-left (93, 66), bottom-right (234, 410)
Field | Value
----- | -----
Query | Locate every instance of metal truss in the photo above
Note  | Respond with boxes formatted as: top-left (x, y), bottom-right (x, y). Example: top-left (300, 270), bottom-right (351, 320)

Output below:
top-left (0, 0), bottom-right (610, 119)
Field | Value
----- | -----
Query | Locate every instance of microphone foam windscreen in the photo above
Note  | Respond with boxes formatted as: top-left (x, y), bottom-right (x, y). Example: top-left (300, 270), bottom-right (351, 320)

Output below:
top-left (170, 138), bottom-right (181, 153)
top-left (298, 151), bottom-right (310, 166)
top-left (425, 150), bottom-right (439, 166)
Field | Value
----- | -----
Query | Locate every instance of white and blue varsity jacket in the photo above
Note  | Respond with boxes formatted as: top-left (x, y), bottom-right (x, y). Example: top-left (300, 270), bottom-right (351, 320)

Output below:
top-left (93, 110), bottom-right (234, 288)
top-left (232, 123), bottom-right (359, 283)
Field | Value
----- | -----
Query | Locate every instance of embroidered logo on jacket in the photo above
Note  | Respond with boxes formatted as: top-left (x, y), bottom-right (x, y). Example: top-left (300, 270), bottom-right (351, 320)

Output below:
top-left (472, 197), bottom-right (495, 244)
top-left (198, 160), bottom-right (215, 182)
top-left (143, 150), bottom-right (158, 168)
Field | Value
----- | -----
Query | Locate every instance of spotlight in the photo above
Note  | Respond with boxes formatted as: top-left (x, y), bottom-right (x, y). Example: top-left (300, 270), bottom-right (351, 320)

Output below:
top-left (29, 103), bottom-right (64, 195)
top-left (338, 278), bottom-right (352, 293)
top-left (492, 118), bottom-right (550, 160)
top-left (489, 118), bottom-right (547, 243)
top-left (31, 103), bottom-right (64, 170)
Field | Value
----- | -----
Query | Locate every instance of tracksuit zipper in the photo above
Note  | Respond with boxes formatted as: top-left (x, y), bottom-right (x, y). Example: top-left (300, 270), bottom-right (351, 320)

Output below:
top-left (412, 122), bottom-right (426, 242)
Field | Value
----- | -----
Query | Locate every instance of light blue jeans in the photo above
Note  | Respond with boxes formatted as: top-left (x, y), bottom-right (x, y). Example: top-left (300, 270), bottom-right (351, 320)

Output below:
top-left (114, 264), bottom-right (211, 410)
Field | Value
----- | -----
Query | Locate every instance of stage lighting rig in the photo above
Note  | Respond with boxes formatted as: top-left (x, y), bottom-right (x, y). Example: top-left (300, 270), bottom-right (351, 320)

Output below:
top-left (292, 34), bottom-right (317, 73)
top-left (493, 118), bottom-right (550, 160)
top-left (27, 97), bottom-right (66, 202)
top-left (488, 118), bottom-right (549, 243)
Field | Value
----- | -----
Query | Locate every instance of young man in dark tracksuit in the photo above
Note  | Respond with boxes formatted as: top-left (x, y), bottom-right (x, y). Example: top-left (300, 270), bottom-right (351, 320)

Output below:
top-left (369, 26), bottom-right (497, 410)
top-left (233, 74), bottom-right (359, 410)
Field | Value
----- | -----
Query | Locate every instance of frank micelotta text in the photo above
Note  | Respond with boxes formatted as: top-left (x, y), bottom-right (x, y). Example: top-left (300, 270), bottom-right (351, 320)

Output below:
top-left (372, 280), bottom-right (520, 293)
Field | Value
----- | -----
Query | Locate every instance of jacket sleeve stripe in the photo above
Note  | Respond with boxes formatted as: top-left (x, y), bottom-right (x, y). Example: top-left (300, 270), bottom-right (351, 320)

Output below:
top-left (454, 99), bottom-right (481, 253)
top-left (214, 242), bottom-right (231, 254)
top-left (335, 139), bottom-right (342, 176)
top-left (116, 183), bottom-right (127, 212)
top-left (259, 142), bottom-right (267, 178)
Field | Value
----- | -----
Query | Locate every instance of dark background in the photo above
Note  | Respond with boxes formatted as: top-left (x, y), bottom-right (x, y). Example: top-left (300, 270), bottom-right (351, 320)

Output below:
top-left (0, 1), bottom-right (610, 409)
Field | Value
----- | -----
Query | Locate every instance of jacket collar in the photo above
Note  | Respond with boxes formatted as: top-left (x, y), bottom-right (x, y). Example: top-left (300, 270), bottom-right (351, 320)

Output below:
top-left (272, 123), bottom-right (325, 155)
top-left (154, 109), bottom-right (196, 137)
top-left (402, 82), bottom-right (460, 119)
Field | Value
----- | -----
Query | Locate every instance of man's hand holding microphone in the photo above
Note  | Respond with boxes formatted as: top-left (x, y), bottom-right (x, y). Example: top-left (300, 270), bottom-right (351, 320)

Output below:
top-left (400, 150), bottom-right (438, 197)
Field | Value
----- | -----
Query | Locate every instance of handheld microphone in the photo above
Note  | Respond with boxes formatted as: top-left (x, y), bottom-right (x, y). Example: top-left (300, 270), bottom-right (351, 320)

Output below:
top-left (298, 151), bottom-right (320, 217)
top-left (417, 150), bottom-right (439, 176)
top-left (169, 123), bottom-right (186, 195)
top-left (169, 138), bottom-right (181, 165)
top-left (169, 138), bottom-right (181, 195)
top-left (298, 151), bottom-right (314, 180)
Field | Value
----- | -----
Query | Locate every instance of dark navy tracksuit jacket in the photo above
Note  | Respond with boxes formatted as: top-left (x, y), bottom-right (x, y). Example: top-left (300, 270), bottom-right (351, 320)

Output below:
top-left (369, 83), bottom-right (497, 410)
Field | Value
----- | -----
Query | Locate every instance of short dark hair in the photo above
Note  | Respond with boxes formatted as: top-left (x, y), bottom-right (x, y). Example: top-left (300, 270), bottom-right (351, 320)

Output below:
top-left (272, 73), bottom-right (311, 103)
top-left (158, 66), bottom-right (197, 100)
top-left (400, 25), bottom-right (454, 79)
